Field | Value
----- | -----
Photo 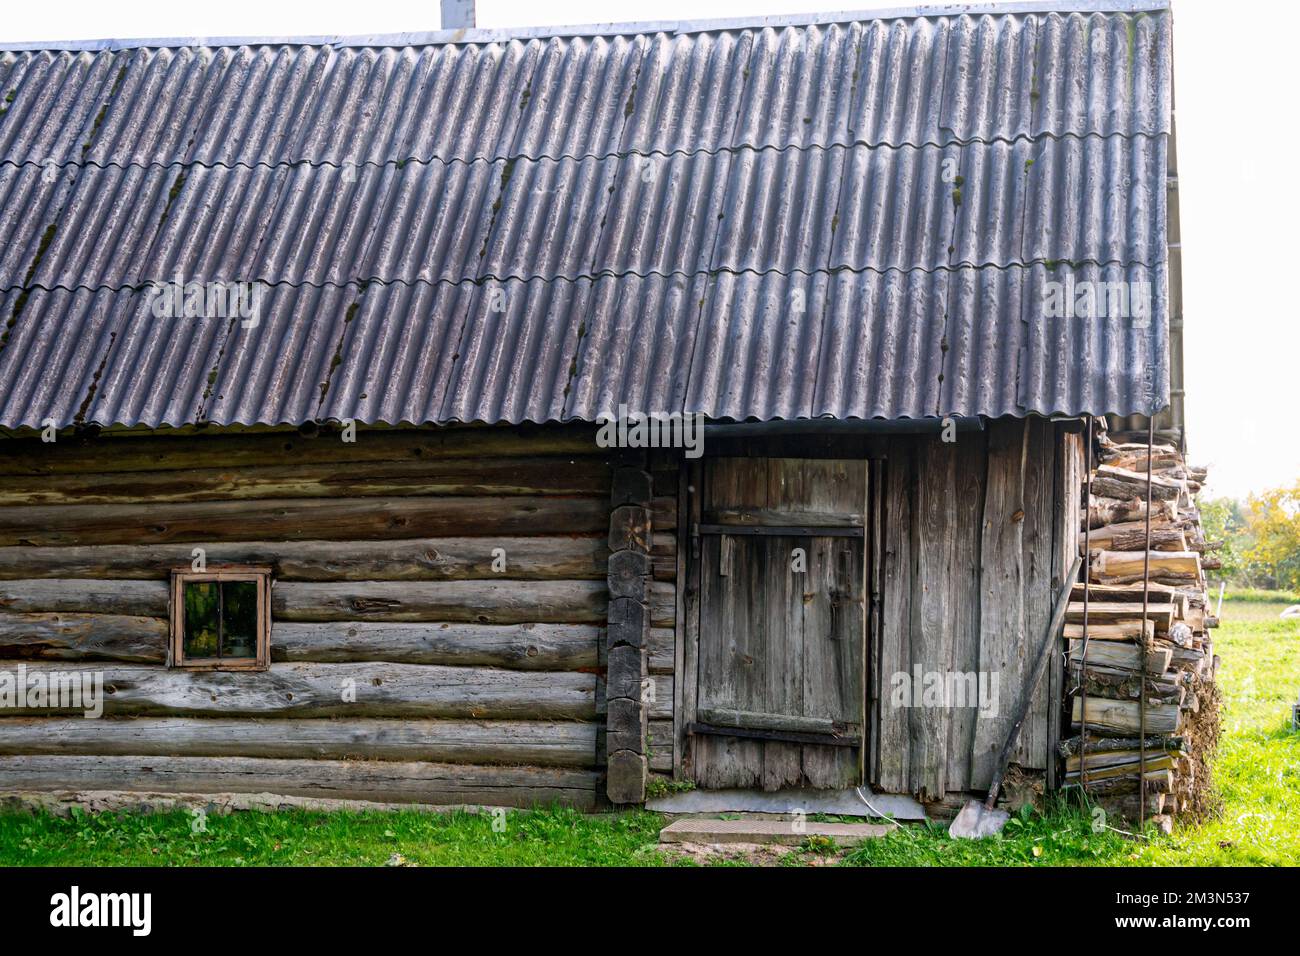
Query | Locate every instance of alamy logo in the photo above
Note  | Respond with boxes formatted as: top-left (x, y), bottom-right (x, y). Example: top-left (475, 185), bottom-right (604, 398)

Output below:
top-left (595, 404), bottom-right (705, 459)
top-left (889, 667), bottom-right (1000, 718)
top-left (1041, 276), bottom-right (1151, 326)
top-left (50, 886), bottom-right (151, 936)
top-left (146, 274), bottom-right (263, 328)
top-left (0, 665), bottom-right (103, 718)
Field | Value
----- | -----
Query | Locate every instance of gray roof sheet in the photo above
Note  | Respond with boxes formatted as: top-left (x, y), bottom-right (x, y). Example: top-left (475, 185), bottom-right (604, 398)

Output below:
top-left (0, 2), bottom-right (1173, 430)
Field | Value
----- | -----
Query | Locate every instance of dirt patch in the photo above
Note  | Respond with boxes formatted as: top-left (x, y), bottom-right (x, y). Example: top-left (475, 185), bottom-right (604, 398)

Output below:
top-left (658, 840), bottom-right (848, 867)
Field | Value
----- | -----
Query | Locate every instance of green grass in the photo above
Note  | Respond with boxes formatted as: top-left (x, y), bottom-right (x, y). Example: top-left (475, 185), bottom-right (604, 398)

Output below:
top-left (0, 596), bottom-right (1295, 867)
top-left (0, 804), bottom-right (675, 867)
top-left (845, 596), bottom-right (1300, 867)
top-left (1216, 587), bottom-right (1298, 605)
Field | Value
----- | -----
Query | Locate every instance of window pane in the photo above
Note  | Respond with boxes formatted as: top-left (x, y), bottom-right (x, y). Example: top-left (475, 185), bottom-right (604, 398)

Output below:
top-left (221, 581), bottom-right (258, 659)
top-left (183, 582), bottom-right (220, 658)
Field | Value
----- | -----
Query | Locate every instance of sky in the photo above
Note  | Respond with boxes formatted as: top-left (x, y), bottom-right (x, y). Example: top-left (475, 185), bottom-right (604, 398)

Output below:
top-left (1, 0), bottom-right (1293, 500)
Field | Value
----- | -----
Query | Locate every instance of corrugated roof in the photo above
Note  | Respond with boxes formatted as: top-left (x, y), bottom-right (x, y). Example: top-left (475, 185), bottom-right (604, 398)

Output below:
top-left (0, 2), bottom-right (1174, 430)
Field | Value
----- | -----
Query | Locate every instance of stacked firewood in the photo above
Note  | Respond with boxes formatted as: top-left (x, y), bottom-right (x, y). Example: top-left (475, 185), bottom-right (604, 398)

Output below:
top-left (1061, 429), bottom-right (1221, 831)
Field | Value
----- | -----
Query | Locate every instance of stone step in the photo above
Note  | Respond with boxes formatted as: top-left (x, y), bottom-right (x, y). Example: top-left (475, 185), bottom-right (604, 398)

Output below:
top-left (645, 785), bottom-right (926, 820)
top-left (658, 818), bottom-right (891, 846)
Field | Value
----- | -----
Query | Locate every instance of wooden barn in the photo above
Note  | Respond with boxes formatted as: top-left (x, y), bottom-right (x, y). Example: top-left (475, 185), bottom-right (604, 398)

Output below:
top-left (0, 2), bottom-right (1179, 815)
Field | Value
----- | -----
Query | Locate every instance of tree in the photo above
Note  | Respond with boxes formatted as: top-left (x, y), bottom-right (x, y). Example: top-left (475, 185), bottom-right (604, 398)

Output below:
top-left (1243, 481), bottom-right (1300, 591)
top-left (1199, 496), bottom-right (1249, 582)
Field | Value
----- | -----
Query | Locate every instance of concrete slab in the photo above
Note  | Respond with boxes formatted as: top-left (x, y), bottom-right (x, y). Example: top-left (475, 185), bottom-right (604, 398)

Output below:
top-left (645, 785), bottom-right (926, 820)
top-left (659, 818), bottom-right (891, 846)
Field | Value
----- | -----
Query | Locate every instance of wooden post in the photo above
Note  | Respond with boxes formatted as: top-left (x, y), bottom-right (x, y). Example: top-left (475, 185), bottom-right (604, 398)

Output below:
top-left (605, 452), bottom-right (651, 804)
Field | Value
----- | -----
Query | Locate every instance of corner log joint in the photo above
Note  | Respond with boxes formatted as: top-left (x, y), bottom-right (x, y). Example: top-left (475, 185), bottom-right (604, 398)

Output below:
top-left (604, 454), bottom-right (652, 804)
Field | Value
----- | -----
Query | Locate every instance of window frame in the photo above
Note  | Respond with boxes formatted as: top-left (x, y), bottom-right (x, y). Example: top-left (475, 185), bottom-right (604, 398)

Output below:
top-left (169, 566), bottom-right (272, 671)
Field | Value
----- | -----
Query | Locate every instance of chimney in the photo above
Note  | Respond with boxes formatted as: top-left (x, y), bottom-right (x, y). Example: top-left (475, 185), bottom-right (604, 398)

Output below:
top-left (441, 0), bottom-right (475, 30)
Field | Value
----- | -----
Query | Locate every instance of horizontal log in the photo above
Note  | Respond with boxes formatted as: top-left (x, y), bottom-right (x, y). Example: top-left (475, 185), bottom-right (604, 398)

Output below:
top-left (272, 622), bottom-right (599, 669)
top-left (1068, 663), bottom-right (1184, 705)
top-left (1098, 443), bottom-right (1181, 468)
top-left (1069, 581), bottom-right (1183, 603)
top-left (651, 533), bottom-right (677, 581)
top-left (1063, 754), bottom-right (1177, 783)
top-left (1080, 527), bottom-right (1187, 553)
top-left (1089, 550), bottom-right (1202, 586)
top-left (1062, 621), bottom-right (1155, 642)
top-left (0, 456), bottom-right (610, 506)
top-left (0, 663), bottom-right (595, 719)
top-left (1068, 639), bottom-right (1172, 675)
top-left (647, 627), bottom-right (674, 674)
top-left (0, 612), bottom-right (167, 663)
top-left (650, 581), bottom-right (675, 628)
top-left (0, 717), bottom-right (598, 767)
top-left (3, 616), bottom-right (603, 669)
top-left (1065, 747), bottom-right (1187, 773)
top-left (1065, 601), bottom-right (1176, 630)
top-left (1085, 495), bottom-right (1178, 530)
top-left (1169, 646), bottom-right (1208, 677)
top-left (1091, 465), bottom-right (1184, 501)
top-left (1088, 477), bottom-right (1180, 503)
top-left (640, 675), bottom-right (673, 721)
top-left (0, 425), bottom-right (604, 476)
top-left (1063, 768), bottom-right (1174, 795)
top-left (1070, 695), bottom-right (1181, 735)
top-left (0, 754), bottom-right (598, 809)
top-left (1081, 516), bottom-right (1185, 543)
top-left (648, 719), bottom-right (673, 772)
top-left (0, 496), bottom-right (609, 547)
top-left (0, 579), bottom-right (608, 625)
top-left (1170, 644), bottom-right (1207, 664)
top-left (1058, 734), bottom-right (1185, 758)
top-left (0, 536), bottom-right (609, 581)
top-left (274, 581), bottom-right (607, 624)
top-left (0, 580), bottom-right (167, 616)
top-left (696, 707), bottom-right (853, 736)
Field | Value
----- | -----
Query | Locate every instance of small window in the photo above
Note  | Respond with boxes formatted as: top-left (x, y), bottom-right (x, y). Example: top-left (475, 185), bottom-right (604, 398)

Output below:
top-left (170, 568), bottom-right (271, 670)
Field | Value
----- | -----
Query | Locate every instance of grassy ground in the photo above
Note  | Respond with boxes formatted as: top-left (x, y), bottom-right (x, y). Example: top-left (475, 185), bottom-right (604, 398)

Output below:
top-left (0, 803), bottom-right (675, 867)
top-left (844, 595), bottom-right (1300, 867)
top-left (0, 595), bottom-right (1295, 867)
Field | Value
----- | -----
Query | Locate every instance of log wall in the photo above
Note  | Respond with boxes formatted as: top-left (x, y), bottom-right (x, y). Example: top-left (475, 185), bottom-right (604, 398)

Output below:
top-left (0, 419), bottom-right (1078, 809)
top-left (0, 424), bottom-right (612, 809)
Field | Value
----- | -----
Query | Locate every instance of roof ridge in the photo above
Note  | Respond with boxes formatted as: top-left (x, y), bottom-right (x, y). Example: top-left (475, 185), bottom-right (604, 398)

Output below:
top-left (0, 1), bottom-right (1171, 53)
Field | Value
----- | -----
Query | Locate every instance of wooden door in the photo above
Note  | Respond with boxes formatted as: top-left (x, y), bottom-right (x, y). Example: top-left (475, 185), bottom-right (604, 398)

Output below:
top-left (690, 458), bottom-right (868, 790)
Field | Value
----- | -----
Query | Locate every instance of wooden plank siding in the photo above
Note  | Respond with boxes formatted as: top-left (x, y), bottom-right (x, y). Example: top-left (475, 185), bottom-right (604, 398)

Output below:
top-left (874, 437), bottom-right (915, 790)
top-left (1047, 429), bottom-right (1085, 790)
top-left (0, 425), bottom-right (613, 810)
top-left (873, 418), bottom-right (1081, 798)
